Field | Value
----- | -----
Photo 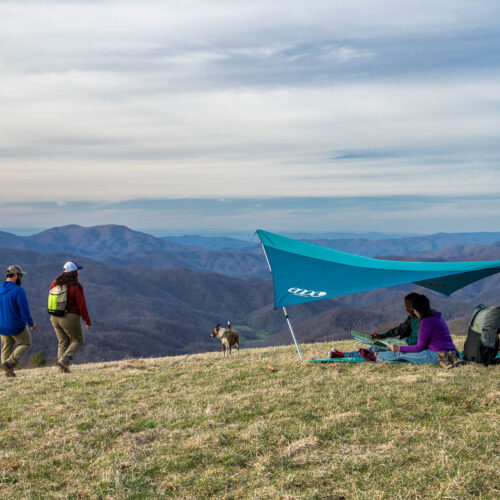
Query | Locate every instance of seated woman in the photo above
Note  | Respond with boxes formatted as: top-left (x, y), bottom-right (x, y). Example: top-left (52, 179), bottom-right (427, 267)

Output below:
top-left (378, 294), bottom-right (457, 365)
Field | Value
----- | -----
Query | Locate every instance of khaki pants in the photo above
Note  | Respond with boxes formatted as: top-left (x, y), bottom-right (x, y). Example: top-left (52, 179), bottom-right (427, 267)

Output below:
top-left (1, 327), bottom-right (32, 368)
top-left (50, 313), bottom-right (84, 365)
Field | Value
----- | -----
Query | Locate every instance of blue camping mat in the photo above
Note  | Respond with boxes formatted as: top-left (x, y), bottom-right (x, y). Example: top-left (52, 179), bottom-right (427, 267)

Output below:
top-left (310, 351), bottom-right (500, 364)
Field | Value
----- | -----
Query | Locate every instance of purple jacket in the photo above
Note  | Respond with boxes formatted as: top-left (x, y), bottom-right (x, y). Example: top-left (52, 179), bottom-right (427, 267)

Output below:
top-left (400, 311), bottom-right (456, 353)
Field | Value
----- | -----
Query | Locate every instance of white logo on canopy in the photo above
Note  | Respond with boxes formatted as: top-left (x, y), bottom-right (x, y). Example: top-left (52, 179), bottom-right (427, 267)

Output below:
top-left (288, 287), bottom-right (327, 298)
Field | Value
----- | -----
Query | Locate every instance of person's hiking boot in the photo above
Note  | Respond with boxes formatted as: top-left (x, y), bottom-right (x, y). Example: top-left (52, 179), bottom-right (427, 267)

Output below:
top-left (57, 361), bottom-right (71, 373)
top-left (359, 348), bottom-right (377, 362)
top-left (436, 351), bottom-right (452, 369)
top-left (448, 351), bottom-right (464, 368)
top-left (1, 362), bottom-right (16, 377)
top-left (437, 351), bottom-right (463, 369)
top-left (329, 348), bottom-right (345, 359)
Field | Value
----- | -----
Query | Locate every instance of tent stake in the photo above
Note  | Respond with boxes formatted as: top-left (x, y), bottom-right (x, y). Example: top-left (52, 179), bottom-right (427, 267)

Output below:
top-left (261, 242), bottom-right (304, 360)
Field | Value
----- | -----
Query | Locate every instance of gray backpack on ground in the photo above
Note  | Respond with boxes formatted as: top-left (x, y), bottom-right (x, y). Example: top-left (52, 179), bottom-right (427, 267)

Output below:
top-left (463, 305), bottom-right (500, 365)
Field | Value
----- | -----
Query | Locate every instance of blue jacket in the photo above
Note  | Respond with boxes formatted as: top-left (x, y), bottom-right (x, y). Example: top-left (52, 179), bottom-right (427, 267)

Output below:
top-left (0, 281), bottom-right (34, 335)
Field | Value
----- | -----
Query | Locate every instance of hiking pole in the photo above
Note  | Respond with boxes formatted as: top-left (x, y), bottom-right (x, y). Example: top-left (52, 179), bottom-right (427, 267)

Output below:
top-left (100, 354), bottom-right (190, 406)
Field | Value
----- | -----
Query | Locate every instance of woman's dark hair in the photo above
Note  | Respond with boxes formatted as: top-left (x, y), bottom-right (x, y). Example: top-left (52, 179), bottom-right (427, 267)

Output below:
top-left (54, 271), bottom-right (82, 289)
top-left (411, 294), bottom-right (432, 319)
top-left (404, 292), bottom-right (420, 302)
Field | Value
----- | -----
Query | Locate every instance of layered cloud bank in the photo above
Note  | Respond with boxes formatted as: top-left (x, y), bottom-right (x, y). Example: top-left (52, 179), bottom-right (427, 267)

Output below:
top-left (1, 1), bottom-right (499, 231)
top-left (2, 196), bottom-right (500, 235)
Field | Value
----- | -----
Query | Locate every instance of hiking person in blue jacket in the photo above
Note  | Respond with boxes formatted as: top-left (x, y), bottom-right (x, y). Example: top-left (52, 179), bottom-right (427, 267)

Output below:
top-left (0, 265), bottom-right (37, 377)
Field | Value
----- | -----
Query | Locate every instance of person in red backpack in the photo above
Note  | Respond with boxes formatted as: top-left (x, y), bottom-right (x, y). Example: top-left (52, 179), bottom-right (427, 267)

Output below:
top-left (49, 261), bottom-right (91, 373)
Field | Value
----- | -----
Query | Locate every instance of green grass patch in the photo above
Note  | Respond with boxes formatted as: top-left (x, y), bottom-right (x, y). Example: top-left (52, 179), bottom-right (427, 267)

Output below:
top-left (234, 325), bottom-right (272, 344)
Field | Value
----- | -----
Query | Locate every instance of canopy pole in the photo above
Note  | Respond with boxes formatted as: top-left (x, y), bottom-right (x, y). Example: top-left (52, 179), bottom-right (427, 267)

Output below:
top-left (281, 306), bottom-right (303, 360)
top-left (260, 243), bottom-right (304, 360)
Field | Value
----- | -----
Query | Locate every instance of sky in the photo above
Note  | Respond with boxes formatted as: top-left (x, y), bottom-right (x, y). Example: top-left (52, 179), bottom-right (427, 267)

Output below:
top-left (1, 0), bottom-right (500, 235)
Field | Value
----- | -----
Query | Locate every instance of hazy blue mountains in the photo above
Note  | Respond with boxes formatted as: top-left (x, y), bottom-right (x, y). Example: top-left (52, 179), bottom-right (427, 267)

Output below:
top-left (304, 232), bottom-right (500, 257)
top-left (1, 225), bottom-right (500, 278)
top-left (0, 225), bottom-right (266, 278)
top-left (0, 224), bottom-right (499, 363)
top-left (161, 235), bottom-right (256, 251)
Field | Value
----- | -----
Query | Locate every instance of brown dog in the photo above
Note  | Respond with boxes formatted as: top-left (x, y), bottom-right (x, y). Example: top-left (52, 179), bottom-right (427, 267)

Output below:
top-left (211, 322), bottom-right (240, 356)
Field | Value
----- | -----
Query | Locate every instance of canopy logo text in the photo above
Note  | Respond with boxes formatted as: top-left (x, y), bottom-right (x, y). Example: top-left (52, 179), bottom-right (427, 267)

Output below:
top-left (288, 287), bottom-right (327, 298)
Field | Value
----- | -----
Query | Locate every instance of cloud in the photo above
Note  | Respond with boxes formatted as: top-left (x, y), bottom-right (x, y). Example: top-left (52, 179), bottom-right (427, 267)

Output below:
top-left (319, 45), bottom-right (375, 63)
top-left (0, 1), bottom-right (499, 231)
top-left (1, 80), bottom-right (500, 201)
top-left (1, 196), bottom-right (499, 234)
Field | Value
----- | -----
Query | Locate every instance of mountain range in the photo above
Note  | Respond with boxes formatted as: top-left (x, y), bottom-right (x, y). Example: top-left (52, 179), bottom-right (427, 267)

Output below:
top-left (0, 224), bottom-right (499, 363)
top-left (2, 224), bottom-right (500, 277)
top-left (0, 225), bottom-right (267, 278)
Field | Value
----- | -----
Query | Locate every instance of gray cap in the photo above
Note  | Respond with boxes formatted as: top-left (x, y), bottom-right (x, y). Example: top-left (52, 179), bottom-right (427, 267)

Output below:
top-left (6, 265), bottom-right (27, 276)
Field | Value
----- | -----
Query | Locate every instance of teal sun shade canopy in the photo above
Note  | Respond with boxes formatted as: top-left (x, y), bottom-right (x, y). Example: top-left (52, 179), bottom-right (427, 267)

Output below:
top-left (257, 230), bottom-right (500, 309)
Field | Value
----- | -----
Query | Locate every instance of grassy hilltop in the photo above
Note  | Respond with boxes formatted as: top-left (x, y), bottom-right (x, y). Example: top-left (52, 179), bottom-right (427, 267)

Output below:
top-left (0, 338), bottom-right (499, 499)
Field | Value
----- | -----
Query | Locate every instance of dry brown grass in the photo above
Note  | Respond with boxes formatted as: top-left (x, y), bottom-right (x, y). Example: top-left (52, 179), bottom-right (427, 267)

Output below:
top-left (0, 337), bottom-right (498, 499)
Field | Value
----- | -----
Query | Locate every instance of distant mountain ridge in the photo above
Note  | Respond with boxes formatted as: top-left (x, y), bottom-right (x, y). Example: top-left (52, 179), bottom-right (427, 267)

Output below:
top-left (305, 232), bottom-right (500, 257)
top-left (161, 235), bottom-right (255, 250)
top-left (0, 224), bottom-right (181, 254)
top-left (1, 225), bottom-right (499, 280)
top-left (0, 225), bottom-right (267, 278)
top-left (387, 242), bottom-right (500, 262)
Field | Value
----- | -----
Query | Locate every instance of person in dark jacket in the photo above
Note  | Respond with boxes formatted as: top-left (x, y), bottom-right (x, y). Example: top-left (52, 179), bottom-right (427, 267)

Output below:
top-left (0, 265), bottom-right (37, 377)
top-left (49, 262), bottom-right (92, 373)
top-left (371, 292), bottom-right (420, 345)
